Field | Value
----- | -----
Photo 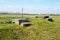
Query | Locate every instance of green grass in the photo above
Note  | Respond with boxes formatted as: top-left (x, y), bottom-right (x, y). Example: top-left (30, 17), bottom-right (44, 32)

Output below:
top-left (0, 16), bottom-right (60, 40)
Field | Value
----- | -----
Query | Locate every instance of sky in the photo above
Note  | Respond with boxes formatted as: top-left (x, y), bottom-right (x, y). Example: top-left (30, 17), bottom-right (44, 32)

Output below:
top-left (0, 0), bottom-right (60, 14)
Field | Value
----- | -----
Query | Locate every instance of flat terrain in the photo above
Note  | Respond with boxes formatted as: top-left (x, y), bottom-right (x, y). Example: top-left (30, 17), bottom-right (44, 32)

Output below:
top-left (0, 15), bottom-right (60, 40)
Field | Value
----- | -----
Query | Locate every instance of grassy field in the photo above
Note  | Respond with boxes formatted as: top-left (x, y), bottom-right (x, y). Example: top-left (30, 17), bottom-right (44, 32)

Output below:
top-left (0, 15), bottom-right (60, 40)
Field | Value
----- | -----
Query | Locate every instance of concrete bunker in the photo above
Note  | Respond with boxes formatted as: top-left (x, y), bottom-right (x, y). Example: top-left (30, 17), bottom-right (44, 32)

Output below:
top-left (43, 16), bottom-right (49, 19)
top-left (47, 18), bottom-right (54, 22)
top-left (12, 18), bottom-right (31, 26)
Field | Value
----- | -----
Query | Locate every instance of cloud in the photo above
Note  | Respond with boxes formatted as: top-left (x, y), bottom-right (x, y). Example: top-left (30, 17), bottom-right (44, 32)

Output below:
top-left (0, 0), bottom-right (60, 14)
top-left (0, 4), bottom-right (57, 13)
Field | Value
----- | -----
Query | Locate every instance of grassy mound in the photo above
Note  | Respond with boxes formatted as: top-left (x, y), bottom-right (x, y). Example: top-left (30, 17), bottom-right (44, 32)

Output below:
top-left (0, 16), bottom-right (60, 40)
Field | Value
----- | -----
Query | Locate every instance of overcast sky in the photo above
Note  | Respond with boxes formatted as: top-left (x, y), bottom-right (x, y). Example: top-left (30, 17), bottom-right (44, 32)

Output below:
top-left (0, 0), bottom-right (60, 14)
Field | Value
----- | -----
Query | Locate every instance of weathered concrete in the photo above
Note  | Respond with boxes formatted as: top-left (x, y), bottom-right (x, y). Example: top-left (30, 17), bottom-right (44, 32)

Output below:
top-left (21, 22), bottom-right (31, 27)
